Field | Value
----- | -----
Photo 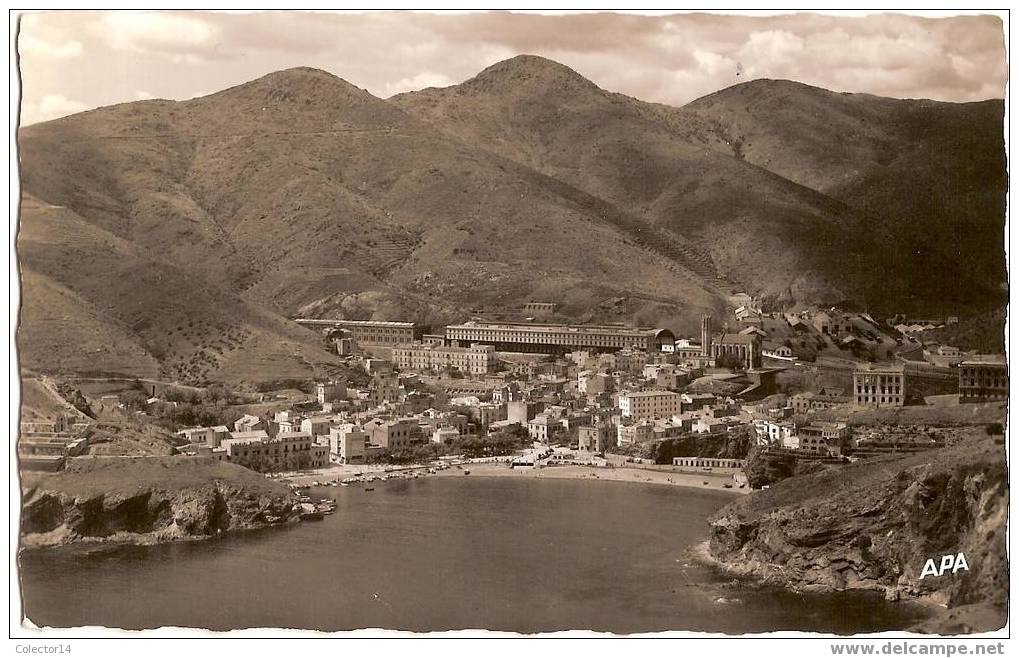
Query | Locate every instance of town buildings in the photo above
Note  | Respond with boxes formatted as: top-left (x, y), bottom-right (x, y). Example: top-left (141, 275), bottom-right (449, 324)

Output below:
top-left (789, 388), bottom-right (850, 414)
top-left (507, 400), bottom-right (541, 425)
top-left (527, 414), bottom-right (561, 443)
top-left (364, 417), bottom-right (420, 450)
top-left (392, 342), bottom-right (495, 375)
top-left (177, 425), bottom-right (231, 447)
top-left (226, 429), bottom-right (270, 443)
top-left (223, 432), bottom-right (328, 471)
top-left (672, 457), bottom-right (743, 469)
top-left (432, 427), bottom-right (461, 444)
top-left (317, 381), bottom-right (346, 404)
top-left (692, 417), bottom-right (729, 434)
top-left (680, 392), bottom-right (716, 410)
top-left (959, 355), bottom-right (1008, 403)
top-left (578, 371), bottom-right (614, 396)
top-left (655, 365), bottom-right (692, 390)
top-left (328, 424), bottom-right (369, 464)
top-left (797, 422), bottom-right (851, 456)
top-left (711, 332), bottom-right (761, 369)
top-left (578, 422), bottom-right (615, 453)
top-left (472, 402), bottom-right (508, 427)
top-left (103, 307), bottom-right (973, 481)
top-left (444, 321), bottom-right (674, 354)
top-left (853, 365), bottom-right (906, 407)
top-left (295, 319), bottom-right (422, 346)
top-left (617, 419), bottom-right (654, 445)
top-left (300, 415), bottom-right (332, 439)
top-left (813, 310), bottom-right (854, 336)
top-left (753, 419), bottom-right (796, 447)
top-left (233, 414), bottom-right (265, 433)
top-left (618, 390), bottom-right (681, 420)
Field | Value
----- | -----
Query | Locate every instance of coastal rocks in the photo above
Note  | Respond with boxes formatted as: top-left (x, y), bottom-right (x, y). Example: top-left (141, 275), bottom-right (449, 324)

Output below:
top-left (20, 457), bottom-right (302, 548)
top-left (21, 492), bottom-right (66, 534)
top-left (705, 435), bottom-right (1008, 633)
top-left (21, 484), bottom-right (299, 548)
top-left (650, 429), bottom-right (755, 464)
top-left (741, 444), bottom-right (833, 489)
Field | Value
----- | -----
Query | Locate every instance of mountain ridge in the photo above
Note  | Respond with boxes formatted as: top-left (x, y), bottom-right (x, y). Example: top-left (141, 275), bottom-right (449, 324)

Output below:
top-left (17, 56), bottom-right (1006, 383)
top-left (392, 56), bottom-right (1005, 313)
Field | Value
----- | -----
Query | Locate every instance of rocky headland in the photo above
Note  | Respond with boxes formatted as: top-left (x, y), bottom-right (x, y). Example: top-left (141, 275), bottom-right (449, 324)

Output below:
top-left (20, 456), bottom-right (301, 549)
top-left (705, 433), bottom-right (1008, 634)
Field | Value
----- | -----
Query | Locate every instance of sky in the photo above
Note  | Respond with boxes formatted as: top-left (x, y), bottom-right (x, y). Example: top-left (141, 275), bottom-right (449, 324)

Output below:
top-left (17, 10), bottom-right (1008, 125)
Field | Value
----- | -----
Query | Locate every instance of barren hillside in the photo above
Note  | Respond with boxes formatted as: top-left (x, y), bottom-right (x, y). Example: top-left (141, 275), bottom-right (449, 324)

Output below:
top-left (16, 58), bottom-right (1006, 382)
top-left (394, 56), bottom-right (1006, 314)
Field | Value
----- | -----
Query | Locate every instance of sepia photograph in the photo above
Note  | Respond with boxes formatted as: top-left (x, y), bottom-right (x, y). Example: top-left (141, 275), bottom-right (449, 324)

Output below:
top-left (8, 5), bottom-right (1013, 647)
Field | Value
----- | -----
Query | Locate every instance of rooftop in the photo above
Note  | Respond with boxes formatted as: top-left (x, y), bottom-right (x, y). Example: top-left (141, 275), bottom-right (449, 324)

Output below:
top-left (623, 390), bottom-right (679, 398)
top-left (447, 321), bottom-right (659, 336)
top-left (717, 333), bottom-right (758, 344)
top-left (295, 318), bottom-right (417, 328)
top-left (960, 354), bottom-right (1007, 366)
top-left (854, 363), bottom-right (906, 373)
top-left (228, 430), bottom-right (269, 440)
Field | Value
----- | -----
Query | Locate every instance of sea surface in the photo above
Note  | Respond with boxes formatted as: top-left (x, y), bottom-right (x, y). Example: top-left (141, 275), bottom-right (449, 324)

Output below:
top-left (19, 476), bottom-right (928, 634)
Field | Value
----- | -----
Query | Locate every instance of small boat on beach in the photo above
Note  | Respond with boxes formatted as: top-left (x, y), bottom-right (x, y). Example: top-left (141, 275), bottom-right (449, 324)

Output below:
top-left (463, 469), bottom-right (471, 475)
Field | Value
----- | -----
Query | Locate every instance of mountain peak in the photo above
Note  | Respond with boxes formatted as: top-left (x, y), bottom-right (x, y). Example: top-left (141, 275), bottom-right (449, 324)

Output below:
top-left (237, 66), bottom-right (368, 95)
top-left (181, 65), bottom-right (409, 131)
top-left (684, 78), bottom-right (895, 111)
top-left (190, 65), bottom-right (386, 109)
top-left (464, 54), bottom-right (600, 94)
top-left (262, 66), bottom-right (343, 82)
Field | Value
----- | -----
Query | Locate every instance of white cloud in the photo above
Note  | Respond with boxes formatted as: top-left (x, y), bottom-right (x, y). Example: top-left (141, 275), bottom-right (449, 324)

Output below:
top-left (98, 13), bottom-right (220, 56)
top-left (19, 33), bottom-right (83, 60)
top-left (21, 94), bottom-right (89, 125)
top-left (15, 11), bottom-right (1008, 117)
top-left (134, 90), bottom-right (155, 100)
top-left (169, 53), bottom-right (203, 65)
top-left (382, 72), bottom-right (455, 96)
top-left (737, 30), bottom-right (805, 77)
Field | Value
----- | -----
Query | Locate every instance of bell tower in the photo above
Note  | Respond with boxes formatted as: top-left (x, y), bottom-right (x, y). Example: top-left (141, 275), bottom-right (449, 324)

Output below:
top-left (700, 315), bottom-right (712, 357)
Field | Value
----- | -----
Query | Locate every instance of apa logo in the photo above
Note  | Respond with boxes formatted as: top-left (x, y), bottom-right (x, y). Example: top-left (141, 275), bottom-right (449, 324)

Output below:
top-left (919, 553), bottom-right (969, 579)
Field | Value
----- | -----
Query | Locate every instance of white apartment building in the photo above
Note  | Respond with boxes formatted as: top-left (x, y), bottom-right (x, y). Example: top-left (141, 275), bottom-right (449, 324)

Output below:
top-left (329, 424), bottom-right (367, 464)
top-left (752, 419), bottom-right (796, 447)
top-left (618, 390), bottom-right (681, 420)
top-left (391, 342), bottom-right (495, 375)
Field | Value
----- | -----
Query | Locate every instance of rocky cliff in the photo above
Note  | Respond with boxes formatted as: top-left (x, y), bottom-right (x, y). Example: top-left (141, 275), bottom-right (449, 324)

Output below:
top-left (707, 434), bottom-right (1007, 633)
top-left (20, 456), bottom-right (300, 548)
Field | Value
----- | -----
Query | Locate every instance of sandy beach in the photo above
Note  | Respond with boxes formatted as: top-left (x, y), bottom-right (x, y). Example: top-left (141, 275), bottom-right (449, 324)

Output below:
top-left (432, 461), bottom-right (748, 494)
top-left (282, 459), bottom-right (747, 495)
